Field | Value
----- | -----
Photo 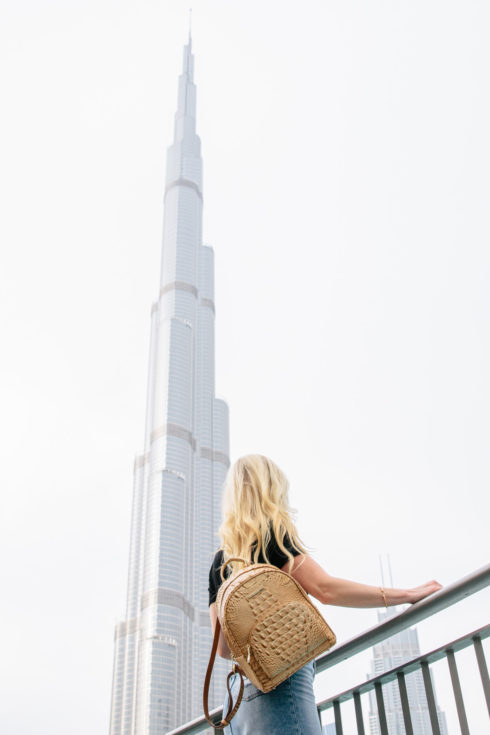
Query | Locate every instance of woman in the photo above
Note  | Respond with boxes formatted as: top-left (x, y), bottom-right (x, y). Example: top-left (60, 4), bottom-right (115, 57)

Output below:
top-left (208, 454), bottom-right (442, 735)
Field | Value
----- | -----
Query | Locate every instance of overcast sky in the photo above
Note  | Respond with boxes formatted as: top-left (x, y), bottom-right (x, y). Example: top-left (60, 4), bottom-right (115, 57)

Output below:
top-left (0, 1), bottom-right (489, 733)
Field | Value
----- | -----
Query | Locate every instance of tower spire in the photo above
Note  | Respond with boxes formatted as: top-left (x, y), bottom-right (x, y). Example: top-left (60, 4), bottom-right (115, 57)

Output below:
top-left (171, 32), bottom-right (197, 145)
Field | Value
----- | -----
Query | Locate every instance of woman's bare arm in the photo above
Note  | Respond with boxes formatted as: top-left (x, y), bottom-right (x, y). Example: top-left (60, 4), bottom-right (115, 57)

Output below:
top-left (209, 602), bottom-right (232, 659)
top-left (285, 555), bottom-right (442, 607)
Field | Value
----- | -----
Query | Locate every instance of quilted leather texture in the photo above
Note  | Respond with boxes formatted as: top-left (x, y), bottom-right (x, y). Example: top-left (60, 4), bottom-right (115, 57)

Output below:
top-left (216, 563), bottom-right (336, 693)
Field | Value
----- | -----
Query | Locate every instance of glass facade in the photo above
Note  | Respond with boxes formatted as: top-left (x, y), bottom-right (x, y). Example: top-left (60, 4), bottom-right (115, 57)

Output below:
top-left (109, 37), bottom-right (229, 734)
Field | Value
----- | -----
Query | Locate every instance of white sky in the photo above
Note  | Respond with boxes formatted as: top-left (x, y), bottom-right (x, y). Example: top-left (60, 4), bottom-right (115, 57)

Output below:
top-left (0, 1), bottom-right (489, 733)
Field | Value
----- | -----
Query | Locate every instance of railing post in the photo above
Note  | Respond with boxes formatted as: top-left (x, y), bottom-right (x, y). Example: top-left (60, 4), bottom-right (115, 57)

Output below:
top-left (473, 634), bottom-right (490, 717)
top-left (374, 682), bottom-right (389, 735)
top-left (396, 671), bottom-right (414, 735)
top-left (446, 648), bottom-right (470, 735)
top-left (333, 699), bottom-right (344, 735)
top-left (353, 690), bottom-right (365, 735)
top-left (421, 661), bottom-right (441, 735)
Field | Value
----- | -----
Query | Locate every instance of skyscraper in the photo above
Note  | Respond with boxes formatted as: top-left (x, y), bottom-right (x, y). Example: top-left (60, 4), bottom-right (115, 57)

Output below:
top-left (109, 34), bottom-right (230, 734)
top-left (368, 607), bottom-right (448, 735)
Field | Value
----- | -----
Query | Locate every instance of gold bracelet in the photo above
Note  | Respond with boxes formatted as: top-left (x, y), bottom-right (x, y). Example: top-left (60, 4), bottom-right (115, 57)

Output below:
top-left (380, 587), bottom-right (388, 607)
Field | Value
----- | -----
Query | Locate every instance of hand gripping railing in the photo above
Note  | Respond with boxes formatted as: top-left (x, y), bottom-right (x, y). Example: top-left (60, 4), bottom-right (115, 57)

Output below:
top-left (166, 562), bottom-right (490, 735)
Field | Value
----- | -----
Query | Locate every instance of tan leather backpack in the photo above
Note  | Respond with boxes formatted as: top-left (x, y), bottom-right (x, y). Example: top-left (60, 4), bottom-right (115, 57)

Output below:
top-left (203, 556), bottom-right (336, 729)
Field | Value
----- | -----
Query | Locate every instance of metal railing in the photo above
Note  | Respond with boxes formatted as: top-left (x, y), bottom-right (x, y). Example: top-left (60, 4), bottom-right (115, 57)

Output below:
top-left (167, 562), bottom-right (490, 735)
top-left (317, 623), bottom-right (489, 735)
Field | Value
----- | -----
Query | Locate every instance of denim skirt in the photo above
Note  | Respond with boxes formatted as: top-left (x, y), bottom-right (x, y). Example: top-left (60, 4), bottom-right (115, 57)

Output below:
top-left (223, 660), bottom-right (322, 735)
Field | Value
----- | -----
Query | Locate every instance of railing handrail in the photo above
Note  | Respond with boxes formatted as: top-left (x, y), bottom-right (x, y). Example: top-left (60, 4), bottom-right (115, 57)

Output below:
top-left (316, 622), bottom-right (490, 710)
top-left (166, 562), bottom-right (490, 735)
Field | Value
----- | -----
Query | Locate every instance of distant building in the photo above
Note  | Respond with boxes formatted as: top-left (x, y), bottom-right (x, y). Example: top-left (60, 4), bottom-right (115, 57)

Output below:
top-left (368, 607), bottom-right (448, 734)
top-left (322, 723), bottom-right (337, 735)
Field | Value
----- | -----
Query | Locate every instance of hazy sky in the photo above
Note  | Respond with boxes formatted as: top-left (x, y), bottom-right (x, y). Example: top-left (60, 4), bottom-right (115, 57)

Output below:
top-left (0, 1), bottom-right (489, 733)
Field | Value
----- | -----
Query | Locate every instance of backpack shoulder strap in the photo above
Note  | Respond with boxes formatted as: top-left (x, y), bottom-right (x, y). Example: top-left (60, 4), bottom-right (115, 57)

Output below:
top-left (203, 617), bottom-right (245, 730)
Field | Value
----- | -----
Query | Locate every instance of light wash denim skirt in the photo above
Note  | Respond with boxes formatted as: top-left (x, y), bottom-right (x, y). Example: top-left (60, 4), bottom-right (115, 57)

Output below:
top-left (223, 660), bottom-right (322, 735)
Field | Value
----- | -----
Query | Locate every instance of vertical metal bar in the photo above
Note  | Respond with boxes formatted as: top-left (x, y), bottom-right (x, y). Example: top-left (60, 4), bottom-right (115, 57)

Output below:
top-left (333, 700), bottom-right (344, 735)
top-left (396, 671), bottom-right (414, 735)
top-left (317, 704), bottom-right (322, 729)
top-left (353, 690), bottom-right (365, 735)
top-left (421, 661), bottom-right (441, 735)
top-left (374, 682), bottom-right (389, 735)
top-left (473, 635), bottom-right (490, 716)
top-left (446, 648), bottom-right (470, 735)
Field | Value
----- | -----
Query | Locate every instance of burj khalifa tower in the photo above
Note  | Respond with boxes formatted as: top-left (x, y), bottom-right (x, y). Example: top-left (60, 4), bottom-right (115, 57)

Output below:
top-left (109, 34), bottom-right (230, 734)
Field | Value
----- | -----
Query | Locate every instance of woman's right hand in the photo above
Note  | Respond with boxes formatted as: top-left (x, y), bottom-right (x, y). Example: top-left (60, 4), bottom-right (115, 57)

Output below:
top-left (406, 580), bottom-right (443, 604)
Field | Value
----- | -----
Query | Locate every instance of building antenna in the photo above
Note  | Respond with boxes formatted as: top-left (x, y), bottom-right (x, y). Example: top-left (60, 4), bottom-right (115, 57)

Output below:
top-left (188, 7), bottom-right (192, 41)
top-left (387, 553), bottom-right (394, 587)
top-left (379, 554), bottom-right (385, 587)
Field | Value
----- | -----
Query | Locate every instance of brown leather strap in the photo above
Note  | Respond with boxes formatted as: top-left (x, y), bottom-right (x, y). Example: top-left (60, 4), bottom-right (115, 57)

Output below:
top-left (203, 618), bottom-right (244, 730)
top-left (220, 557), bottom-right (249, 582)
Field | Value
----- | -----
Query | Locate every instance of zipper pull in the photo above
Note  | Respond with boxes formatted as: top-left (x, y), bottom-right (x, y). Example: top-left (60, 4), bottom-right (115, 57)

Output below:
top-left (247, 645), bottom-right (251, 663)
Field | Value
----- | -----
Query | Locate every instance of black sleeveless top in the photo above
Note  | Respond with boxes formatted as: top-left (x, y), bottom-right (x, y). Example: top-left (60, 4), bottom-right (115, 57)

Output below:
top-left (208, 534), bottom-right (301, 606)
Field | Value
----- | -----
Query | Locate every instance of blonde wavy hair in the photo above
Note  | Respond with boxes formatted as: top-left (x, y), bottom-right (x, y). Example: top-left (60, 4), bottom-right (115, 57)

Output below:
top-left (219, 454), bottom-right (307, 573)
